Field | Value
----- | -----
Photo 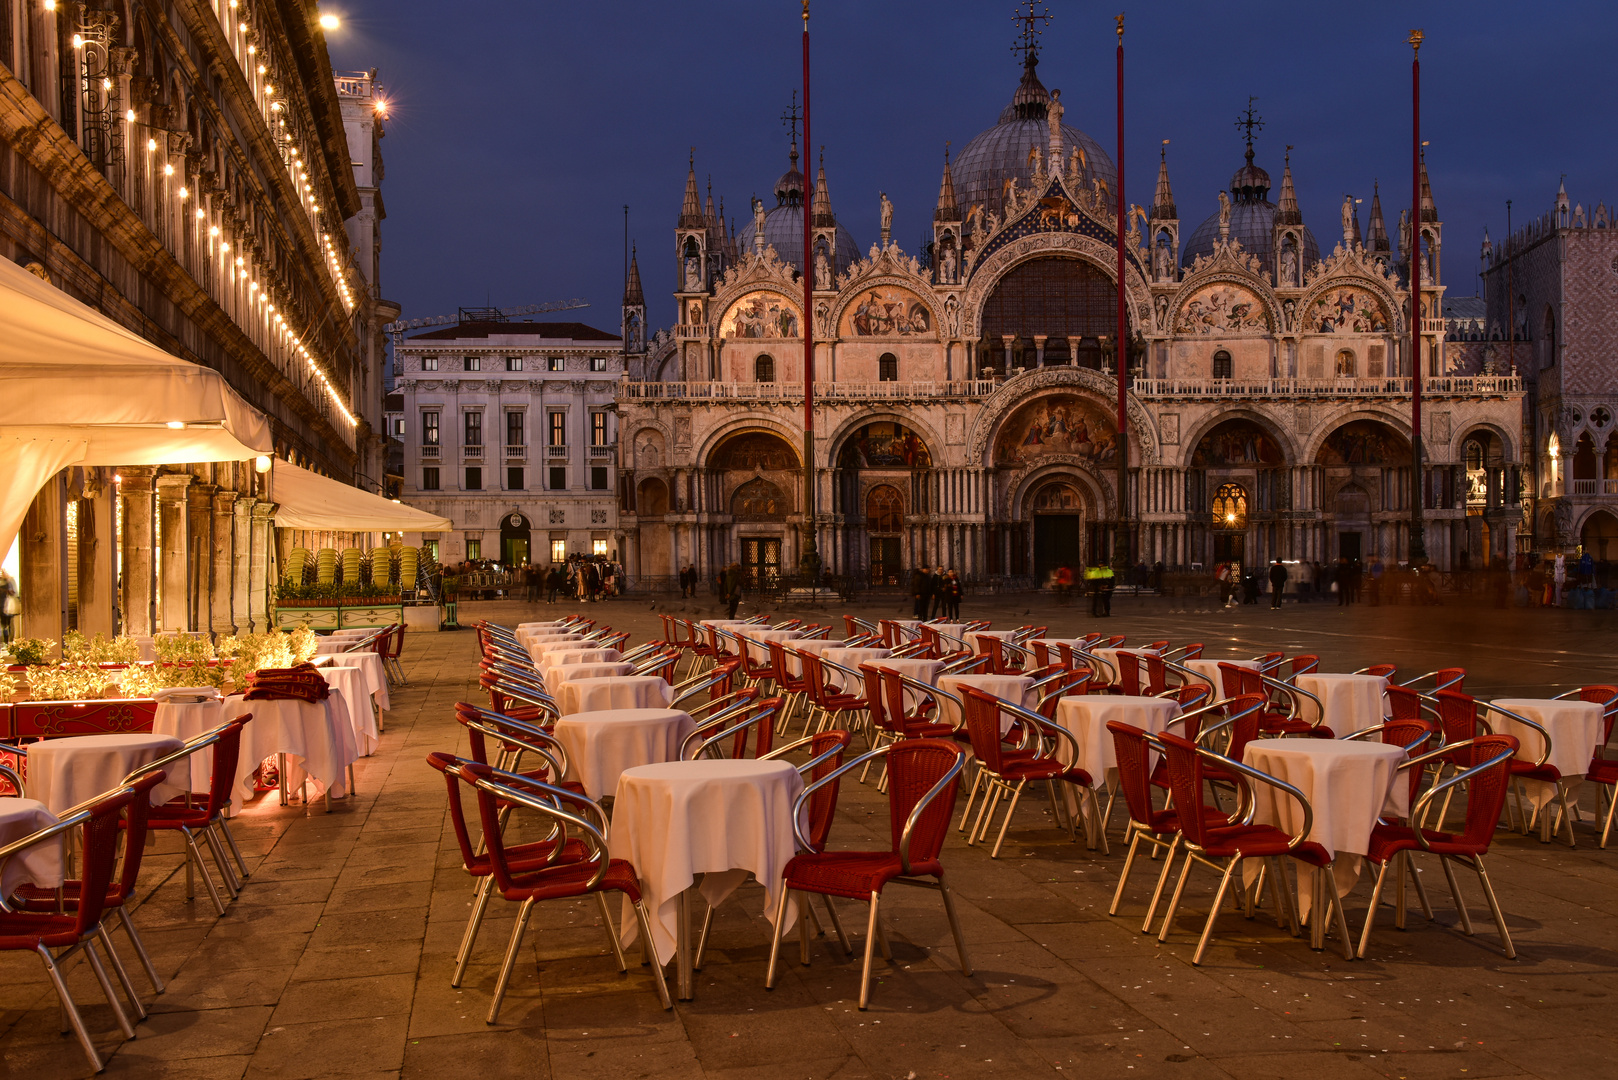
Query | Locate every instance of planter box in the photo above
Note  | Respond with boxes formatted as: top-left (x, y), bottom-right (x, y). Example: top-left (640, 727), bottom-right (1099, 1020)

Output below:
top-left (274, 602), bottom-right (404, 630)
top-left (12, 698), bottom-right (158, 739)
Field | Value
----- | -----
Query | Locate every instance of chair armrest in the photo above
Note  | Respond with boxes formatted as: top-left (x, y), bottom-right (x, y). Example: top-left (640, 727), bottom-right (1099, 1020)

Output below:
top-left (1407, 743), bottom-right (1518, 848)
top-left (1194, 749), bottom-right (1311, 847)
top-left (1478, 702), bottom-right (1550, 767)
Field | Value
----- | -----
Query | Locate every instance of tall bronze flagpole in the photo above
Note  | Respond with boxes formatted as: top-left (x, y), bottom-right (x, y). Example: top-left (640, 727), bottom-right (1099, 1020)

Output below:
top-left (800, 0), bottom-right (818, 580)
top-left (1113, 13), bottom-right (1129, 570)
top-left (1408, 29), bottom-right (1427, 565)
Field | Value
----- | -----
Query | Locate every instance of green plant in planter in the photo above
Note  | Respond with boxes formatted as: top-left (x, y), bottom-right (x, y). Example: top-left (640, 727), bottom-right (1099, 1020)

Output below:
top-left (25, 662), bottom-right (113, 701)
top-left (62, 631), bottom-right (141, 664)
top-left (5, 638), bottom-right (53, 666)
top-left (155, 635), bottom-right (216, 663)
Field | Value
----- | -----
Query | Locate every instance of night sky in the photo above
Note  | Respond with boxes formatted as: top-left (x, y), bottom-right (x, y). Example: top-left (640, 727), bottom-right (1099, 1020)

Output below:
top-left (326, 0), bottom-right (1618, 336)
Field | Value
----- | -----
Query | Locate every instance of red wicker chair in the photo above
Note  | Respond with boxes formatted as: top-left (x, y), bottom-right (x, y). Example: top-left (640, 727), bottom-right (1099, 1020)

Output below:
top-left (765, 738), bottom-right (970, 1010)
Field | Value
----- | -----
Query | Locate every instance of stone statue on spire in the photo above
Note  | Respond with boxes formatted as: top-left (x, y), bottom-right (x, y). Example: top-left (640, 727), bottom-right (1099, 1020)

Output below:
top-left (879, 192), bottom-right (894, 246)
top-left (1047, 88), bottom-right (1064, 176)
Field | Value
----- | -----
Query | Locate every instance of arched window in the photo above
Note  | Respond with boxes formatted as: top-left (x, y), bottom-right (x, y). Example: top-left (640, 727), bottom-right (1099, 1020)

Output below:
top-left (1211, 483), bottom-right (1248, 530)
top-left (1335, 349), bottom-right (1356, 377)
top-left (878, 352), bottom-right (898, 381)
top-left (732, 477), bottom-right (787, 520)
top-left (866, 485), bottom-right (903, 532)
top-left (1212, 350), bottom-right (1232, 380)
top-left (754, 354), bottom-right (775, 383)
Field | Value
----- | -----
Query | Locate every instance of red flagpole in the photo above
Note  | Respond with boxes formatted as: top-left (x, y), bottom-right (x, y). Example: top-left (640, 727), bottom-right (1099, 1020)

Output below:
top-left (800, 1), bottom-right (818, 578)
top-left (1409, 29), bottom-right (1427, 565)
top-left (1114, 14), bottom-right (1128, 569)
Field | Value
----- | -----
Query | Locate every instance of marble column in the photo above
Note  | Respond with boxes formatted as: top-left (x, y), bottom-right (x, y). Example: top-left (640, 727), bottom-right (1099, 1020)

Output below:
top-left (155, 473), bottom-right (193, 632)
top-left (78, 472), bottom-right (118, 638)
top-left (187, 483), bottom-right (216, 633)
top-left (19, 473), bottom-right (65, 644)
top-left (249, 501), bottom-right (275, 632)
top-left (232, 496), bottom-right (257, 633)
top-left (120, 467), bottom-right (157, 636)
top-left (212, 489), bottom-right (238, 634)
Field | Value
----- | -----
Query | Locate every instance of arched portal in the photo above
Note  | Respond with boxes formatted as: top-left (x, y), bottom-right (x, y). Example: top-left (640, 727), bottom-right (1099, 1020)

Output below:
top-left (1582, 510), bottom-right (1618, 563)
top-left (866, 484), bottom-right (904, 585)
top-left (706, 430), bottom-right (801, 585)
top-left (979, 257), bottom-right (1118, 374)
top-left (636, 478), bottom-right (671, 580)
top-left (499, 511), bottom-right (532, 566)
top-left (1029, 479), bottom-right (1088, 581)
top-left (834, 421), bottom-right (933, 585)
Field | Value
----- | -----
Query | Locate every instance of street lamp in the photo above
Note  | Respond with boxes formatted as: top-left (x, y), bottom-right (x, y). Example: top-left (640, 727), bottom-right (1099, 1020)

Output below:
top-left (318, 13), bottom-right (340, 31)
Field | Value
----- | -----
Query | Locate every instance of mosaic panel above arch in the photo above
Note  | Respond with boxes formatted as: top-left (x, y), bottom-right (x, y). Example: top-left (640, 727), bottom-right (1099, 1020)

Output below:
top-left (994, 394), bottom-right (1117, 468)
top-left (1316, 419), bottom-right (1410, 466)
top-left (710, 431), bottom-right (799, 471)
top-left (1174, 282), bottom-right (1271, 335)
top-left (839, 421), bottom-right (932, 470)
top-left (720, 291), bottom-right (800, 339)
top-left (1191, 420), bottom-right (1286, 468)
top-left (842, 286), bottom-right (932, 337)
top-left (1307, 285), bottom-right (1390, 334)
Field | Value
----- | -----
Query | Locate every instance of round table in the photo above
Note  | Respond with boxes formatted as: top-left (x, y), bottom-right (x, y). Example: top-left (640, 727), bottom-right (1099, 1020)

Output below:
top-left (1183, 658), bottom-right (1259, 694)
top-left (1054, 694), bottom-right (1180, 793)
top-left (560, 675), bottom-right (671, 716)
top-left (872, 658), bottom-right (947, 711)
top-left (779, 639), bottom-right (848, 677)
top-left (546, 662), bottom-right (635, 693)
top-left (220, 694), bottom-right (358, 805)
top-left (319, 666), bottom-right (380, 756)
top-left (1090, 647), bottom-right (1160, 684)
top-left (1242, 737), bottom-right (1409, 923)
top-left (27, 733), bottom-right (190, 815)
top-left (0, 798), bottom-right (64, 896)
top-left (1295, 673), bottom-right (1388, 735)
top-left (735, 629), bottom-right (804, 665)
top-left (609, 758), bottom-right (804, 998)
top-left (152, 693), bottom-right (225, 794)
top-left (936, 674), bottom-right (1036, 731)
top-left (537, 647), bottom-right (623, 684)
top-left (1490, 697), bottom-right (1604, 817)
top-left (818, 648), bottom-right (893, 690)
top-left (552, 708), bottom-right (697, 800)
top-left (313, 652), bottom-right (390, 713)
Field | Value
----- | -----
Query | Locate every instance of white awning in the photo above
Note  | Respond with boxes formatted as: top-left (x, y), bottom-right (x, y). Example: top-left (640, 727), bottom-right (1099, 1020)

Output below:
top-left (0, 258), bottom-right (274, 555)
top-left (268, 460), bottom-right (452, 532)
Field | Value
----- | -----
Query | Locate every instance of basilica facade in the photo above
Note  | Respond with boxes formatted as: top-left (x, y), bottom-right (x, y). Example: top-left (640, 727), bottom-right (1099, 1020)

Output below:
top-left (614, 48), bottom-right (1525, 590)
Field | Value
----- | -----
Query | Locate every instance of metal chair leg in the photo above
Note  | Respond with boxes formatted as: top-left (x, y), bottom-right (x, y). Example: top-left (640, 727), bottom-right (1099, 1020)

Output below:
top-left (858, 891), bottom-right (881, 1011)
top-left (1356, 860), bottom-right (1393, 958)
top-left (183, 831), bottom-right (227, 916)
top-left (597, 892), bottom-right (628, 973)
top-left (1142, 837), bottom-right (1181, 934)
top-left (487, 897), bottom-right (535, 1024)
top-left (1472, 855), bottom-right (1516, 959)
top-left (452, 876), bottom-right (496, 987)
top-left (765, 885), bottom-right (792, 989)
top-left (819, 894), bottom-right (852, 956)
top-left (632, 898), bottom-right (673, 1009)
top-left (218, 818), bottom-right (252, 879)
top-left (117, 905), bottom-right (165, 995)
top-left (1158, 850), bottom-right (1198, 943)
top-left (989, 781), bottom-right (1026, 858)
top-left (1191, 860), bottom-right (1239, 965)
top-left (1438, 855), bottom-right (1474, 936)
top-left (1109, 830), bottom-right (1145, 916)
top-left (938, 881), bottom-right (972, 976)
top-left (35, 944), bottom-right (104, 1073)
top-left (97, 924), bottom-right (148, 1021)
top-left (82, 938), bottom-right (136, 1040)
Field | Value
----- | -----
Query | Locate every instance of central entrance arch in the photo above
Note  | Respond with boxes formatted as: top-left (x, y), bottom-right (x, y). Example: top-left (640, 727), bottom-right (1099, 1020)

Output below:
top-left (1028, 480), bottom-right (1088, 581)
top-left (500, 512), bottom-right (532, 566)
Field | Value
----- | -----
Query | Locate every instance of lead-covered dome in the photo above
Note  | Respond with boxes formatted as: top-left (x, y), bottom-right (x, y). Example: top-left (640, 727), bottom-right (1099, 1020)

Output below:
top-left (953, 53), bottom-right (1116, 217)
top-left (1182, 146), bottom-right (1319, 269)
top-left (737, 143), bottom-right (859, 276)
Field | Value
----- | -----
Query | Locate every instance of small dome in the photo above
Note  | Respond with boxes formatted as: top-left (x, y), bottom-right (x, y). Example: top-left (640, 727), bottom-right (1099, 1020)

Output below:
top-left (1182, 200), bottom-right (1320, 271)
top-left (737, 206), bottom-right (860, 277)
top-left (774, 165), bottom-right (805, 206)
top-left (1229, 148), bottom-right (1270, 201)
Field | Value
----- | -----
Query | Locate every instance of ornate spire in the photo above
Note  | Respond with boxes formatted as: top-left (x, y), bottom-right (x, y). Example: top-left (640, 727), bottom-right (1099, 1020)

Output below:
top-left (704, 176), bottom-right (716, 230)
top-left (1419, 148), bottom-right (1437, 221)
top-left (1150, 143), bottom-right (1176, 221)
top-left (1274, 146), bottom-right (1301, 225)
top-left (678, 151), bottom-right (704, 227)
top-left (623, 245), bottom-right (644, 305)
top-left (935, 143), bottom-right (961, 222)
top-left (1367, 181), bottom-right (1390, 251)
top-left (811, 147), bottom-right (835, 227)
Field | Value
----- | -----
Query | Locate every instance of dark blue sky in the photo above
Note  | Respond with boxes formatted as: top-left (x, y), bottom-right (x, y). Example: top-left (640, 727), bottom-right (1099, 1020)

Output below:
top-left (328, 0), bottom-right (1617, 334)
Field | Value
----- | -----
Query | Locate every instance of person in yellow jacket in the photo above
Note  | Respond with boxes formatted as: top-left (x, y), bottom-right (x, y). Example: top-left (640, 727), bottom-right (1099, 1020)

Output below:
top-left (1084, 564), bottom-right (1115, 617)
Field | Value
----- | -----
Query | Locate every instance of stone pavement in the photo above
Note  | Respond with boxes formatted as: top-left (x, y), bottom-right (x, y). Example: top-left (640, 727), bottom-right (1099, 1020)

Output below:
top-left (3, 595), bottom-right (1617, 1079)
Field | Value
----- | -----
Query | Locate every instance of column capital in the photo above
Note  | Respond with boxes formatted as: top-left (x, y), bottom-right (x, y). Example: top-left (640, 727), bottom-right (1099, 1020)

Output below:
top-left (154, 473), bottom-right (194, 495)
top-left (119, 465), bottom-right (157, 493)
top-left (251, 501), bottom-right (277, 521)
top-left (213, 489), bottom-right (240, 512)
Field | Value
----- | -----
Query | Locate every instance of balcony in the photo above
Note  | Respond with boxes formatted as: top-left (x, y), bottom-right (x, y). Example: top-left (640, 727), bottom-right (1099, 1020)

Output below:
top-left (546, 444), bottom-right (569, 459)
top-left (619, 379), bottom-right (998, 404)
top-left (420, 444), bottom-right (440, 459)
top-left (589, 445), bottom-right (613, 460)
top-left (463, 444), bottom-right (484, 461)
top-left (505, 444), bottom-right (527, 461)
top-left (1421, 317), bottom-right (1447, 334)
top-left (1130, 375), bottom-right (1523, 400)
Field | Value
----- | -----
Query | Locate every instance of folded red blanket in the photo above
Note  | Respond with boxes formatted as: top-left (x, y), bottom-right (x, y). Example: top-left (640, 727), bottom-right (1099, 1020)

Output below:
top-left (245, 663), bottom-right (330, 703)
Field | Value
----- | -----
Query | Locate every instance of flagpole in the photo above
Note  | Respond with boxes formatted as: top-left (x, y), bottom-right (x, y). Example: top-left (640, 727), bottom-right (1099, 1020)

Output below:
top-left (1409, 28), bottom-right (1427, 566)
top-left (1113, 13), bottom-right (1129, 571)
top-left (800, 0), bottom-right (818, 582)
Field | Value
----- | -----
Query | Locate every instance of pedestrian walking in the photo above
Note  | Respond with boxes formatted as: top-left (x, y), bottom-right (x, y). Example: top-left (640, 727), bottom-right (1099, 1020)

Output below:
top-left (941, 569), bottom-right (962, 620)
top-left (1268, 559), bottom-right (1288, 609)
top-left (910, 566), bottom-right (931, 621)
top-left (723, 562), bottom-right (743, 619)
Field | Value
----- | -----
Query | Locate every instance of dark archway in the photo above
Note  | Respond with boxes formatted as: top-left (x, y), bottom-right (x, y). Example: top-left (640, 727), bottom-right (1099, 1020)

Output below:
top-left (979, 257), bottom-right (1118, 374)
top-left (499, 511), bottom-right (532, 566)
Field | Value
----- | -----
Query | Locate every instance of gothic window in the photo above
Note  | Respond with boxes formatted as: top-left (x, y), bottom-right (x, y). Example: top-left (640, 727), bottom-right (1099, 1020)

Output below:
top-left (732, 477), bottom-right (787, 521)
top-left (1211, 483), bottom-right (1248, 530)
top-left (878, 353), bottom-right (898, 382)
top-left (1212, 350), bottom-right (1232, 380)
top-left (866, 485), bottom-right (903, 532)
top-left (755, 354), bottom-right (775, 383)
top-left (1335, 349), bottom-right (1356, 378)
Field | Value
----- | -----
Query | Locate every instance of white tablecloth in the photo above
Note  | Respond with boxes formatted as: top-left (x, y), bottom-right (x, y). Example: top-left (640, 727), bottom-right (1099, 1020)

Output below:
top-left (27, 734), bottom-right (190, 815)
top-left (553, 708), bottom-right (697, 800)
top-left (326, 628), bottom-right (374, 639)
top-left (537, 647), bottom-right (623, 684)
top-left (221, 694), bottom-right (358, 802)
top-left (1491, 698), bottom-right (1603, 807)
top-left (699, 619), bottom-right (761, 628)
top-left (547, 662), bottom-right (635, 690)
top-left (1054, 695), bottom-right (1181, 792)
top-left (873, 658), bottom-right (948, 711)
top-left (936, 674), bottom-right (1036, 731)
top-left (818, 647), bottom-right (893, 690)
top-left (1091, 647), bottom-right (1159, 683)
top-left (736, 629), bottom-right (803, 665)
top-left (1242, 738), bottom-right (1408, 916)
top-left (319, 666), bottom-right (380, 756)
top-left (1296, 674), bottom-right (1388, 735)
top-left (610, 759), bottom-right (804, 965)
top-left (0, 798), bottom-right (64, 895)
top-left (560, 676), bottom-right (672, 716)
top-left (779, 638), bottom-right (848, 677)
top-left (524, 635), bottom-right (588, 661)
top-left (314, 652), bottom-right (391, 712)
top-left (152, 696), bottom-right (225, 795)
top-left (1183, 657), bottom-right (1259, 694)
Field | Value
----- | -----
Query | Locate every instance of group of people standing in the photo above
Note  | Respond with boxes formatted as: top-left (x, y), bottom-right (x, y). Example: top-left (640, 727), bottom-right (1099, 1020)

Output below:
top-left (521, 556), bottom-right (619, 604)
top-left (908, 566), bottom-right (963, 620)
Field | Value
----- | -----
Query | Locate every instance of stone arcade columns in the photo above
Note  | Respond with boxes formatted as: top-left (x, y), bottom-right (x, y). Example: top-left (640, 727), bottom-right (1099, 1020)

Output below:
top-left (20, 473), bottom-right (65, 645)
top-left (77, 473), bottom-right (117, 638)
top-left (155, 474), bottom-right (193, 632)
top-left (211, 489), bottom-right (238, 634)
top-left (231, 496), bottom-right (257, 633)
top-left (249, 501), bottom-right (275, 632)
top-left (188, 482), bottom-right (216, 632)
top-left (120, 467), bottom-right (157, 637)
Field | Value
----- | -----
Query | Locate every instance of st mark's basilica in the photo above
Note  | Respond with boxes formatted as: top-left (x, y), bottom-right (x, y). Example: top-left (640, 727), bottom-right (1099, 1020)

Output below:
top-left (614, 34), bottom-right (1525, 591)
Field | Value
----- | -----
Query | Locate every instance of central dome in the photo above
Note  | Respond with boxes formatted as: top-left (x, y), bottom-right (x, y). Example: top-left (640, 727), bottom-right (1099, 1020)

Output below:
top-left (738, 143), bottom-right (859, 276)
top-left (953, 52), bottom-right (1116, 218)
top-left (1182, 145), bottom-right (1319, 270)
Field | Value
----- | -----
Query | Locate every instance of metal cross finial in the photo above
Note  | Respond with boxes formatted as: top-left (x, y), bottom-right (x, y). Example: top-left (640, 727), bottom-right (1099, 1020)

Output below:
top-left (781, 91), bottom-right (801, 146)
top-left (1409, 28), bottom-right (1424, 54)
top-left (1235, 96), bottom-right (1264, 150)
top-left (1010, 2), bottom-right (1051, 62)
